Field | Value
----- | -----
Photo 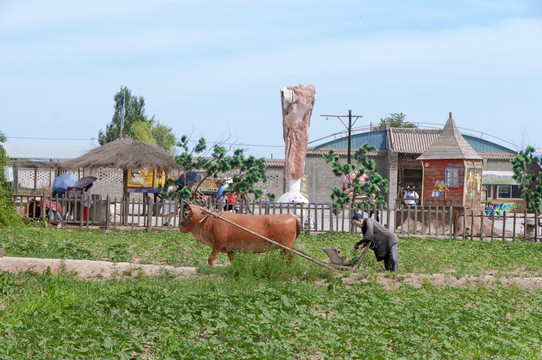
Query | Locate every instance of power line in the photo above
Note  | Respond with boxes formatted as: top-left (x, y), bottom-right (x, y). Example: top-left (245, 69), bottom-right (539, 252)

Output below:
top-left (321, 110), bottom-right (363, 165)
top-left (6, 135), bottom-right (284, 149)
top-left (7, 136), bottom-right (95, 141)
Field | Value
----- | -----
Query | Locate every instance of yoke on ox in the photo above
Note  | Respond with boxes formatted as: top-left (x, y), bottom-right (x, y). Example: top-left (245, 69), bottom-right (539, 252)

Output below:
top-left (180, 204), bottom-right (301, 266)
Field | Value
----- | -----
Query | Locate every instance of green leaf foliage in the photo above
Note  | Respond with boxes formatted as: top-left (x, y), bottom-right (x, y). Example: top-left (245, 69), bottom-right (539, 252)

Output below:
top-left (98, 86), bottom-right (154, 145)
top-left (0, 228), bottom-right (542, 358)
top-left (323, 144), bottom-right (389, 214)
top-left (165, 135), bottom-right (270, 201)
top-left (0, 137), bottom-right (23, 227)
top-left (372, 112), bottom-right (416, 131)
top-left (98, 87), bottom-right (177, 155)
top-left (511, 145), bottom-right (542, 212)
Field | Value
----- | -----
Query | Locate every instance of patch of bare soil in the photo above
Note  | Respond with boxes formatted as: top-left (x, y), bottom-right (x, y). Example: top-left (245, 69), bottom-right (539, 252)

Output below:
top-left (0, 257), bottom-right (198, 280)
top-left (344, 272), bottom-right (542, 291)
top-left (1, 257), bottom-right (541, 289)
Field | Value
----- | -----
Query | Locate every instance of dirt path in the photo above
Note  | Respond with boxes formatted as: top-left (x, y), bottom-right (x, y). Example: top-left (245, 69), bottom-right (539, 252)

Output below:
top-left (1, 256), bottom-right (541, 289)
top-left (0, 257), bottom-right (197, 280)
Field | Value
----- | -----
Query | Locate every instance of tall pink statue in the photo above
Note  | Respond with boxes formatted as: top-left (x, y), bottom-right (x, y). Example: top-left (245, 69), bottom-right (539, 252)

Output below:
top-left (278, 84), bottom-right (315, 203)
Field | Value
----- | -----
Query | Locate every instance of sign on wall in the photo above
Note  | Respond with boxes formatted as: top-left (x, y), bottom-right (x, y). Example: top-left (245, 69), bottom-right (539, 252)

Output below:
top-left (127, 167), bottom-right (165, 189)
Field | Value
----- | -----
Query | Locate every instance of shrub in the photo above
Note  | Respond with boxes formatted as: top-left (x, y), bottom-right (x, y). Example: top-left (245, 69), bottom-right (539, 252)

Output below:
top-left (0, 140), bottom-right (22, 227)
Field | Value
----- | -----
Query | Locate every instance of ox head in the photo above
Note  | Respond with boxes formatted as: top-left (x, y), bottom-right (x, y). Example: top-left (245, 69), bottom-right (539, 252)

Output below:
top-left (179, 204), bottom-right (203, 233)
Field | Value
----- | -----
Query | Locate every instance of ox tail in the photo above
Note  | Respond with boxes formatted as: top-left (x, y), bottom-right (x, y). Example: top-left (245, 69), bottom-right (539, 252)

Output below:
top-left (295, 216), bottom-right (302, 238)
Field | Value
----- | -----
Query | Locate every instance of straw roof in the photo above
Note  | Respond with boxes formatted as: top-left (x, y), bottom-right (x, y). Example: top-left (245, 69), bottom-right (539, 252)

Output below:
top-left (417, 113), bottom-right (483, 160)
top-left (58, 137), bottom-right (180, 171)
top-left (8, 160), bottom-right (58, 169)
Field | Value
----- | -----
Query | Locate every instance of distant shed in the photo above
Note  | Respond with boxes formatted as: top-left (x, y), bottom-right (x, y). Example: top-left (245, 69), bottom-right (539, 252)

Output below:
top-left (417, 113), bottom-right (483, 208)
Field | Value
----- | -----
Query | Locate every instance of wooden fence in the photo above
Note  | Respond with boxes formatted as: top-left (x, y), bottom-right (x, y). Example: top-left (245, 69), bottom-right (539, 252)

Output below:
top-left (11, 194), bottom-right (542, 242)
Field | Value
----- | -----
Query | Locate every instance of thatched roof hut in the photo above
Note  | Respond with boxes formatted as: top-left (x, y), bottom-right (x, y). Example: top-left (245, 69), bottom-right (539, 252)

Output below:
top-left (58, 137), bottom-right (180, 199)
top-left (59, 137), bottom-right (180, 172)
top-left (8, 160), bottom-right (58, 169)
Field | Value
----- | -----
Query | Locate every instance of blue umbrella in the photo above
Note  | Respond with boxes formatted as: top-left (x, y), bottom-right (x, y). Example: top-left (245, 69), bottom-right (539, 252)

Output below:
top-left (177, 172), bottom-right (202, 188)
top-left (52, 174), bottom-right (77, 196)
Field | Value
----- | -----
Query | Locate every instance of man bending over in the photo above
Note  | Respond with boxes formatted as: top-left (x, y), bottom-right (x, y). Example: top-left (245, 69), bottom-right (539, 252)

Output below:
top-left (352, 213), bottom-right (399, 271)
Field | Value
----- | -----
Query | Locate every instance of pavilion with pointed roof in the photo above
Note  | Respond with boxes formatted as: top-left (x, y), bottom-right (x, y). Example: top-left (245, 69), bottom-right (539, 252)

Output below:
top-left (417, 112), bottom-right (483, 207)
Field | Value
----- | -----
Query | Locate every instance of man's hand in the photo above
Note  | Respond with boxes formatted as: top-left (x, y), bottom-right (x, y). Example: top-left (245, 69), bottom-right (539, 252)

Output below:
top-left (354, 239), bottom-right (367, 250)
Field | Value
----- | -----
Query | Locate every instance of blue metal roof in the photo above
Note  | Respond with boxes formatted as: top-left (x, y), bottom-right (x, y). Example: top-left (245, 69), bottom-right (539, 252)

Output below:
top-left (314, 130), bottom-right (515, 153)
top-left (462, 135), bottom-right (515, 153)
top-left (315, 130), bottom-right (387, 150)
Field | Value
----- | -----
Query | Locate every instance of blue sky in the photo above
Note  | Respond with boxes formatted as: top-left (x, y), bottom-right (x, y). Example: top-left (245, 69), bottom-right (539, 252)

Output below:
top-left (1, 0), bottom-right (541, 158)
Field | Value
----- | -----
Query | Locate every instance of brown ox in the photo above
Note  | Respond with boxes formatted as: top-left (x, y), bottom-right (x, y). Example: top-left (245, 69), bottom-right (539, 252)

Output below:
top-left (180, 205), bottom-right (301, 266)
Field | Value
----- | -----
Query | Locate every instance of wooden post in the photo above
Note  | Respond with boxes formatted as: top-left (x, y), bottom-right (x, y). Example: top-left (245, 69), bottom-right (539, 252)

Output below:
top-left (428, 206), bottom-right (432, 236)
top-left (490, 211), bottom-right (495, 242)
top-left (131, 198), bottom-right (136, 230)
top-left (112, 197), bottom-right (117, 227)
top-left (340, 204), bottom-right (345, 232)
top-left (435, 206), bottom-right (440, 237)
top-left (463, 208), bottom-right (469, 240)
top-left (449, 206), bottom-right (453, 239)
top-left (307, 202), bottom-right (312, 235)
top-left (512, 208), bottom-right (517, 241)
top-left (480, 211), bottom-right (484, 241)
top-left (470, 209), bottom-right (474, 240)
top-left (79, 197), bottom-right (84, 227)
top-left (413, 205), bottom-right (418, 235)
top-left (406, 206), bottom-right (411, 237)
top-left (502, 211), bottom-right (507, 242)
top-left (420, 205), bottom-right (425, 235)
top-left (523, 210), bottom-right (527, 240)
top-left (314, 202), bottom-right (319, 232)
top-left (146, 198), bottom-right (153, 231)
top-left (329, 203), bottom-right (334, 231)
top-left (386, 203), bottom-right (390, 230)
top-left (535, 210), bottom-right (539, 242)
top-left (105, 195), bottom-right (110, 230)
top-left (85, 196), bottom-right (90, 229)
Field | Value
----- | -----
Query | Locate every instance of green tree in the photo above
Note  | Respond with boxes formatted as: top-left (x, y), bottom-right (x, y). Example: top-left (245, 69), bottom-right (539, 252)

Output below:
top-left (98, 87), bottom-right (177, 154)
top-left (372, 113), bottom-right (416, 131)
top-left (0, 131), bottom-right (23, 227)
top-left (511, 146), bottom-right (542, 212)
top-left (323, 144), bottom-right (388, 215)
top-left (98, 86), bottom-right (154, 145)
top-left (164, 136), bottom-right (274, 204)
top-left (151, 123), bottom-right (176, 155)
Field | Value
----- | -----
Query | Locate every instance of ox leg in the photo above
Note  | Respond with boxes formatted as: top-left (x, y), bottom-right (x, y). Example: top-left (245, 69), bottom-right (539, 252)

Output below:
top-left (208, 248), bottom-right (220, 266)
top-left (227, 251), bottom-right (235, 263)
top-left (282, 248), bottom-right (293, 264)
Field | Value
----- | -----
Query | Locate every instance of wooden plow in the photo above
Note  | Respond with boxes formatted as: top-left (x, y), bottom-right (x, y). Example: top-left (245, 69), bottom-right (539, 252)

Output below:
top-left (198, 206), bottom-right (370, 271)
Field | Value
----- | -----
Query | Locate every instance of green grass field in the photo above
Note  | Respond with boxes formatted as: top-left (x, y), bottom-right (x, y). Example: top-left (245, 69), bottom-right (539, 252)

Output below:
top-left (1, 227), bottom-right (541, 359)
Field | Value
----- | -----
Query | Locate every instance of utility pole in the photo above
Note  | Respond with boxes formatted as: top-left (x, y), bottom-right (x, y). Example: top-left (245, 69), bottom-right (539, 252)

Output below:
top-left (321, 110), bottom-right (363, 165)
top-left (120, 89), bottom-right (126, 139)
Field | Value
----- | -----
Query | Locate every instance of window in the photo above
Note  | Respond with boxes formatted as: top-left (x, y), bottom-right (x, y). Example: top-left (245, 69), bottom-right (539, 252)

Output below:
top-left (512, 186), bottom-right (522, 199)
top-left (496, 185), bottom-right (522, 199)
top-left (445, 169), bottom-right (459, 188)
top-left (497, 185), bottom-right (511, 199)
